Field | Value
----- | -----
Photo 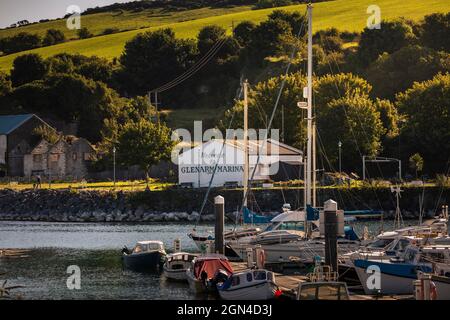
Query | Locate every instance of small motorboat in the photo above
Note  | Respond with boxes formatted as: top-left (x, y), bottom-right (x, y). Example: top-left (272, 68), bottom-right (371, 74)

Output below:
top-left (186, 254), bottom-right (233, 294)
top-left (122, 240), bottom-right (166, 272)
top-left (296, 265), bottom-right (350, 300)
top-left (163, 252), bottom-right (198, 281)
top-left (216, 269), bottom-right (279, 300)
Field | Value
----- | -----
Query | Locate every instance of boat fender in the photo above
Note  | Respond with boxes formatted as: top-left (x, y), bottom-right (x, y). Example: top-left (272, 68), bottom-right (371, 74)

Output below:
top-left (259, 250), bottom-right (266, 268)
top-left (430, 281), bottom-right (437, 300)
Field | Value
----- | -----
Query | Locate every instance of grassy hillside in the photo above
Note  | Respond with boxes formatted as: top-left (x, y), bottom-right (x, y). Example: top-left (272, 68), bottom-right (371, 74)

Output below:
top-left (0, 6), bottom-right (252, 39)
top-left (0, 0), bottom-right (448, 72)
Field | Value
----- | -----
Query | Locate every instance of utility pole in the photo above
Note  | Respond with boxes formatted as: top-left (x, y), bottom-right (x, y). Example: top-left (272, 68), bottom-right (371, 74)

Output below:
top-left (338, 141), bottom-right (342, 175)
top-left (312, 122), bottom-right (317, 207)
top-left (243, 80), bottom-right (249, 207)
top-left (113, 146), bottom-right (116, 188)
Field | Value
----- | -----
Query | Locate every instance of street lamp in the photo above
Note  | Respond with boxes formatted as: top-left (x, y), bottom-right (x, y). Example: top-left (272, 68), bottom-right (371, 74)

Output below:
top-left (113, 146), bottom-right (116, 188)
top-left (338, 141), bottom-right (342, 175)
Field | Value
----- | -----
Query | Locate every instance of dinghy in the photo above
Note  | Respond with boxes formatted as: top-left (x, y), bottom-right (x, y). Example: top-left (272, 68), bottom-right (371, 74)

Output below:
top-left (163, 252), bottom-right (198, 281)
top-left (186, 254), bottom-right (234, 294)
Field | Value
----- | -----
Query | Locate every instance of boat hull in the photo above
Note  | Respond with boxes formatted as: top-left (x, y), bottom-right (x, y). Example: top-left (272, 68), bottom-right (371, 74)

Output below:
top-left (218, 281), bottom-right (277, 300)
top-left (163, 266), bottom-right (188, 281)
top-left (122, 251), bottom-right (165, 272)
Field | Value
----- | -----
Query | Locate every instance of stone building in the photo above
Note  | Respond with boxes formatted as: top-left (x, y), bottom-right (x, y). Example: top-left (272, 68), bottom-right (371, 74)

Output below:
top-left (0, 114), bottom-right (51, 177)
top-left (24, 137), bottom-right (96, 179)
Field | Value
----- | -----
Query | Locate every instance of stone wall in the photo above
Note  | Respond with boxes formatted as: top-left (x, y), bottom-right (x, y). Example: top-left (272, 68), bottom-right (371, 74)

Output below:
top-left (0, 186), bottom-right (447, 223)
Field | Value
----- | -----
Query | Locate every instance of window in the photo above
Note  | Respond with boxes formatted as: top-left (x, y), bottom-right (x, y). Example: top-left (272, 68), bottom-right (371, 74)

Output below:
top-left (246, 273), bottom-right (253, 282)
top-left (231, 276), bottom-right (240, 286)
top-left (72, 153), bottom-right (77, 161)
top-left (49, 154), bottom-right (60, 162)
top-left (253, 271), bottom-right (267, 280)
top-left (33, 154), bottom-right (42, 162)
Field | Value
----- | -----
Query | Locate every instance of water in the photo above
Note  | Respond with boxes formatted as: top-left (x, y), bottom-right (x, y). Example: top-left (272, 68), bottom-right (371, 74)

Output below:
top-left (0, 220), bottom-right (418, 300)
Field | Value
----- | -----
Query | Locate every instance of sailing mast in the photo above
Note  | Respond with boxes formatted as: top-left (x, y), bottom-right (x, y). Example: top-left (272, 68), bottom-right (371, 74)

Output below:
top-left (303, 3), bottom-right (314, 236)
top-left (243, 80), bottom-right (249, 208)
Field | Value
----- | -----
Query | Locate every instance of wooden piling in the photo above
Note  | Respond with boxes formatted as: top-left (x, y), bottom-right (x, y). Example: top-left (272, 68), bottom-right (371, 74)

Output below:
top-left (324, 199), bottom-right (338, 272)
top-left (214, 195), bottom-right (225, 254)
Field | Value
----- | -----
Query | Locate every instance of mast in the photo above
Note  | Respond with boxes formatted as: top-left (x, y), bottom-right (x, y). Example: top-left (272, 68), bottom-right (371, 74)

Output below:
top-left (306, 3), bottom-right (313, 207)
top-left (312, 121), bottom-right (317, 207)
top-left (243, 80), bottom-right (249, 208)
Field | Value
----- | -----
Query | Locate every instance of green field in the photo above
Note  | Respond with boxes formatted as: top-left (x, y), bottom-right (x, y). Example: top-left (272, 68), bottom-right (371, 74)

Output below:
top-left (0, 0), bottom-right (448, 72)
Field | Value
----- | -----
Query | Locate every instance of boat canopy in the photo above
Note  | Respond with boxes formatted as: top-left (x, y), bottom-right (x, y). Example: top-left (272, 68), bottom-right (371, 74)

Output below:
top-left (194, 258), bottom-right (233, 279)
top-left (271, 210), bottom-right (305, 223)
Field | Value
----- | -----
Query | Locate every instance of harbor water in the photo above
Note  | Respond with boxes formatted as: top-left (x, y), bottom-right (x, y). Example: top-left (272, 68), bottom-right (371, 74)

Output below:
top-left (0, 220), bottom-right (416, 300)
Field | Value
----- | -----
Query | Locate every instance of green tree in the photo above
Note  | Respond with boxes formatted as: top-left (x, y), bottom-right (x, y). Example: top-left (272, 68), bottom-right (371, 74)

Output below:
top-left (396, 73), bottom-right (450, 173)
top-left (267, 10), bottom-right (307, 37)
top-left (33, 125), bottom-right (60, 144)
top-left (0, 32), bottom-right (41, 54)
top-left (357, 19), bottom-right (416, 66)
top-left (366, 45), bottom-right (450, 99)
top-left (119, 28), bottom-right (197, 95)
top-left (409, 153), bottom-right (424, 178)
top-left (116, 119), bottom-right (174, 187)
top-left (0, 72), bottom-right (12, 96)
top-left (43, 29), bottom-right (66, 46)
top-left (10, 54), bottom-right (49, 87)
top-left (317, 95), bottom-right (384, 169)
top-left (233, 21), bottom-right (256, 46)
top-left (77, 27), bottom-right (93, 39)
top-left (420, 12), bottom-right (450, 52)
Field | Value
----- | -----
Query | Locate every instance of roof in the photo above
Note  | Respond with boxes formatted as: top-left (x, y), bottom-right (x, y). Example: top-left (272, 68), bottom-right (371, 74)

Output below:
top-left (137, 240), bottom-right (164, 245)
top-left (0, 114), bottom-right (34, 135)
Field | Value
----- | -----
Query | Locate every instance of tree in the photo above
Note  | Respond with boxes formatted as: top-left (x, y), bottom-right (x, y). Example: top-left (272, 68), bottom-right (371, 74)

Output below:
top-left (317, 95), bottom-right (384, 170)
top-left (116, 119), bottom-right (174, 187)
top-left (198, 25), bottom-right (226, 55)
top-left (357, 19), bottom-right (416, 66)
top-left (33, 125), bottom-right (60, 144)
top-left (43, 29), bottom-right (66, 46)
top-left (119, 28), bottom-right (197, 95)
top-left (0, 72), bottom-right (12, 96)
top-left (222, 73), bottom-right (307, 148)
top-left (0, 32), bottom-right (41, 54)
top-left (409, 153), bottom-right (424, 179)
top-left (267, 10), bottom-right (307, 37)
top-left (233, 21), bottom-right (256, 46)
top-left (248, 18), bottom-right (294, 64)
top-left (420, 13), bottom-right (450, 52)
top-left (366, 45), bottom-right (450, 99)
top-left (10, 54), bottom-right (49, 87)
top-left (77, 27), bottom-right (93, 39)
top-left (396, 73), bottom-right (450, 173)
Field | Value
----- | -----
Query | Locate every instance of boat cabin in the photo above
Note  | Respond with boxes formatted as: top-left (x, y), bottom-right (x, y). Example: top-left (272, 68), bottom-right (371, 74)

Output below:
top-left (166, 252), bottom-right (197, 269)
top-left (220, 270), bottom-right (275, 290)
top-left (296, 282), bottom-right (350, 300)
top-left (133, 241), bottom-right (165, 254)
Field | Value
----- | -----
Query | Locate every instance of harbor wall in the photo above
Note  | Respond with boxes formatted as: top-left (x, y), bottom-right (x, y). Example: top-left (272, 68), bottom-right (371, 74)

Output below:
top-left (0, 187), bottom-right (447, 222)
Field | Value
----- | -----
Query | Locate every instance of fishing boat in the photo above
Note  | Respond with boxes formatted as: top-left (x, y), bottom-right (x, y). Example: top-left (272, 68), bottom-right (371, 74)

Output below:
top-left (296, 265), bottom-right (350, 300)
top-left (163, 252), bottom-right (198, 281)
top-left (216, 269), bottom-right (278, 300)
top-left (122, 241), bottom-right (166, 272)
top-left (353, 244), bottom-right (450, 295)
top-left (186, 254), bottom-right (234, 294)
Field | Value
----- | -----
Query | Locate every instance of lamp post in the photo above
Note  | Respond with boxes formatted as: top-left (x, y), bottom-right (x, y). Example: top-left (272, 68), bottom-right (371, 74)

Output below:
top-left (113, 146), bottom-right (116, 188)
top-left (338, 141), bottom-right (342, 175)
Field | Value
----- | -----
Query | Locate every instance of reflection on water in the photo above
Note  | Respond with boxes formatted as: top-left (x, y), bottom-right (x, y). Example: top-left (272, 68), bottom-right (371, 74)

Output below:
top-left (0, 220), bottom-right (417, 299)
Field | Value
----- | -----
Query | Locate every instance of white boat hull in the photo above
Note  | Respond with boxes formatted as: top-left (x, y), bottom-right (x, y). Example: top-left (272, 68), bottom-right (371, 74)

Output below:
top-left (163, 266), bottom-right (188, 281)
top-left (218, 281), bottom-right (277, 300)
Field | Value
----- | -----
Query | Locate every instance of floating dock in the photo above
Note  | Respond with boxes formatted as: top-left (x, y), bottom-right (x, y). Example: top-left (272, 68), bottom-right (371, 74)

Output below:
top-left (230, 261), bottom-right (413, 300)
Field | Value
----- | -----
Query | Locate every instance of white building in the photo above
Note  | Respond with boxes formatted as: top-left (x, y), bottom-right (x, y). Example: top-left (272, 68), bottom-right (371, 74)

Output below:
top-left (177, 139), bottom-right (303, 188)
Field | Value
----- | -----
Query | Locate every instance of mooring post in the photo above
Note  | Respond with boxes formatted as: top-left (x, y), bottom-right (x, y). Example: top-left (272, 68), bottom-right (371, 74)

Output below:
top-left (215, 195), bottom-right (225, 254)
top-left (324, 199), bottom-right (338, 272)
